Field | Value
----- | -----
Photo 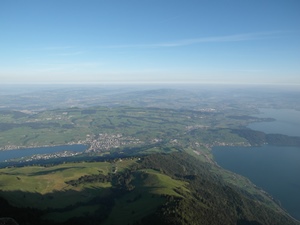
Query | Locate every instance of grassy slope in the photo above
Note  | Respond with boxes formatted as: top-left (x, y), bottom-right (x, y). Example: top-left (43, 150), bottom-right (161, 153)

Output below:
top-left (103, 169), bottom-right (189, 225)
top-left (0, 158), bottom-right (188, 224)
top-left (0, 154), bottom-right (192, 224)
top-left (0, 161), bottom-right (113, 214)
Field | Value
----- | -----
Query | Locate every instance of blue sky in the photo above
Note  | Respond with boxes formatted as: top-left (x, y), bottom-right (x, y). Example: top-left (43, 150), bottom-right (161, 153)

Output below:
top-left (1, 0), bottom-right (300, 84)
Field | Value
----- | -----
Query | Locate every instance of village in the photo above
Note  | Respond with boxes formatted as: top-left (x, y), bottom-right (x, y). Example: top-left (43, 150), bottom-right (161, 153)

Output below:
top-left (84, 133), bottom-right (143, 153)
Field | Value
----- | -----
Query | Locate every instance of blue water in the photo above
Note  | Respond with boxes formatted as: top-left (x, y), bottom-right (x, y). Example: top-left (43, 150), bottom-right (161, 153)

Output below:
top-left (248, 108), bottom-right (300, 137)
top-left (213, 108), bottom-right (300, 220)
top-left (213, 145), bottom-right (300, 220)
top-left (0, 145), bottom-right (87, 162)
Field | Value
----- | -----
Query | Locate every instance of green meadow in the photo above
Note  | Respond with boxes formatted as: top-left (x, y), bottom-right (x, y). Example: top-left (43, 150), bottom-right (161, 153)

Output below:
top-left (0, 158), bottom-right (188, 223)
top-left (0, 162), bottom-right (112, 209)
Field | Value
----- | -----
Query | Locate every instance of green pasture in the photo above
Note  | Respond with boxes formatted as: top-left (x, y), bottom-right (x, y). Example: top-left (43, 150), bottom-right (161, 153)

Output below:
top-left (0, 161), bottom-right (117, 209)
top-left (114, 158), bottom-right (139, 172)
top-left (102, 168), bottom-right (189, 225)
top-left (139, 169), bottom-right (189, 197)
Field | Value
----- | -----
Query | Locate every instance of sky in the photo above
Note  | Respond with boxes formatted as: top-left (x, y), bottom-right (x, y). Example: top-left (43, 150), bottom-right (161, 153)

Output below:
top-left (1, 0), bottom-right (300, 85)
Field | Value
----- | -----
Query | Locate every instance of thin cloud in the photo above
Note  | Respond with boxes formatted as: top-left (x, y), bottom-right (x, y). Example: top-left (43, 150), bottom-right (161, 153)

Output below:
top-left (99, 31), bottom-right (288, 49)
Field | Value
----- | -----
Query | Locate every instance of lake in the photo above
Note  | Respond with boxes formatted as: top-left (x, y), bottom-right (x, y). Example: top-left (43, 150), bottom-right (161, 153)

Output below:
top-left (248, 108), bottom-right (300, 137)
top-left (213, 108), bottom-right (300, 220)
top-left (0, 145), bottom-right (87, 162)
top-left (213, 145), bottom-right (300, 220)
